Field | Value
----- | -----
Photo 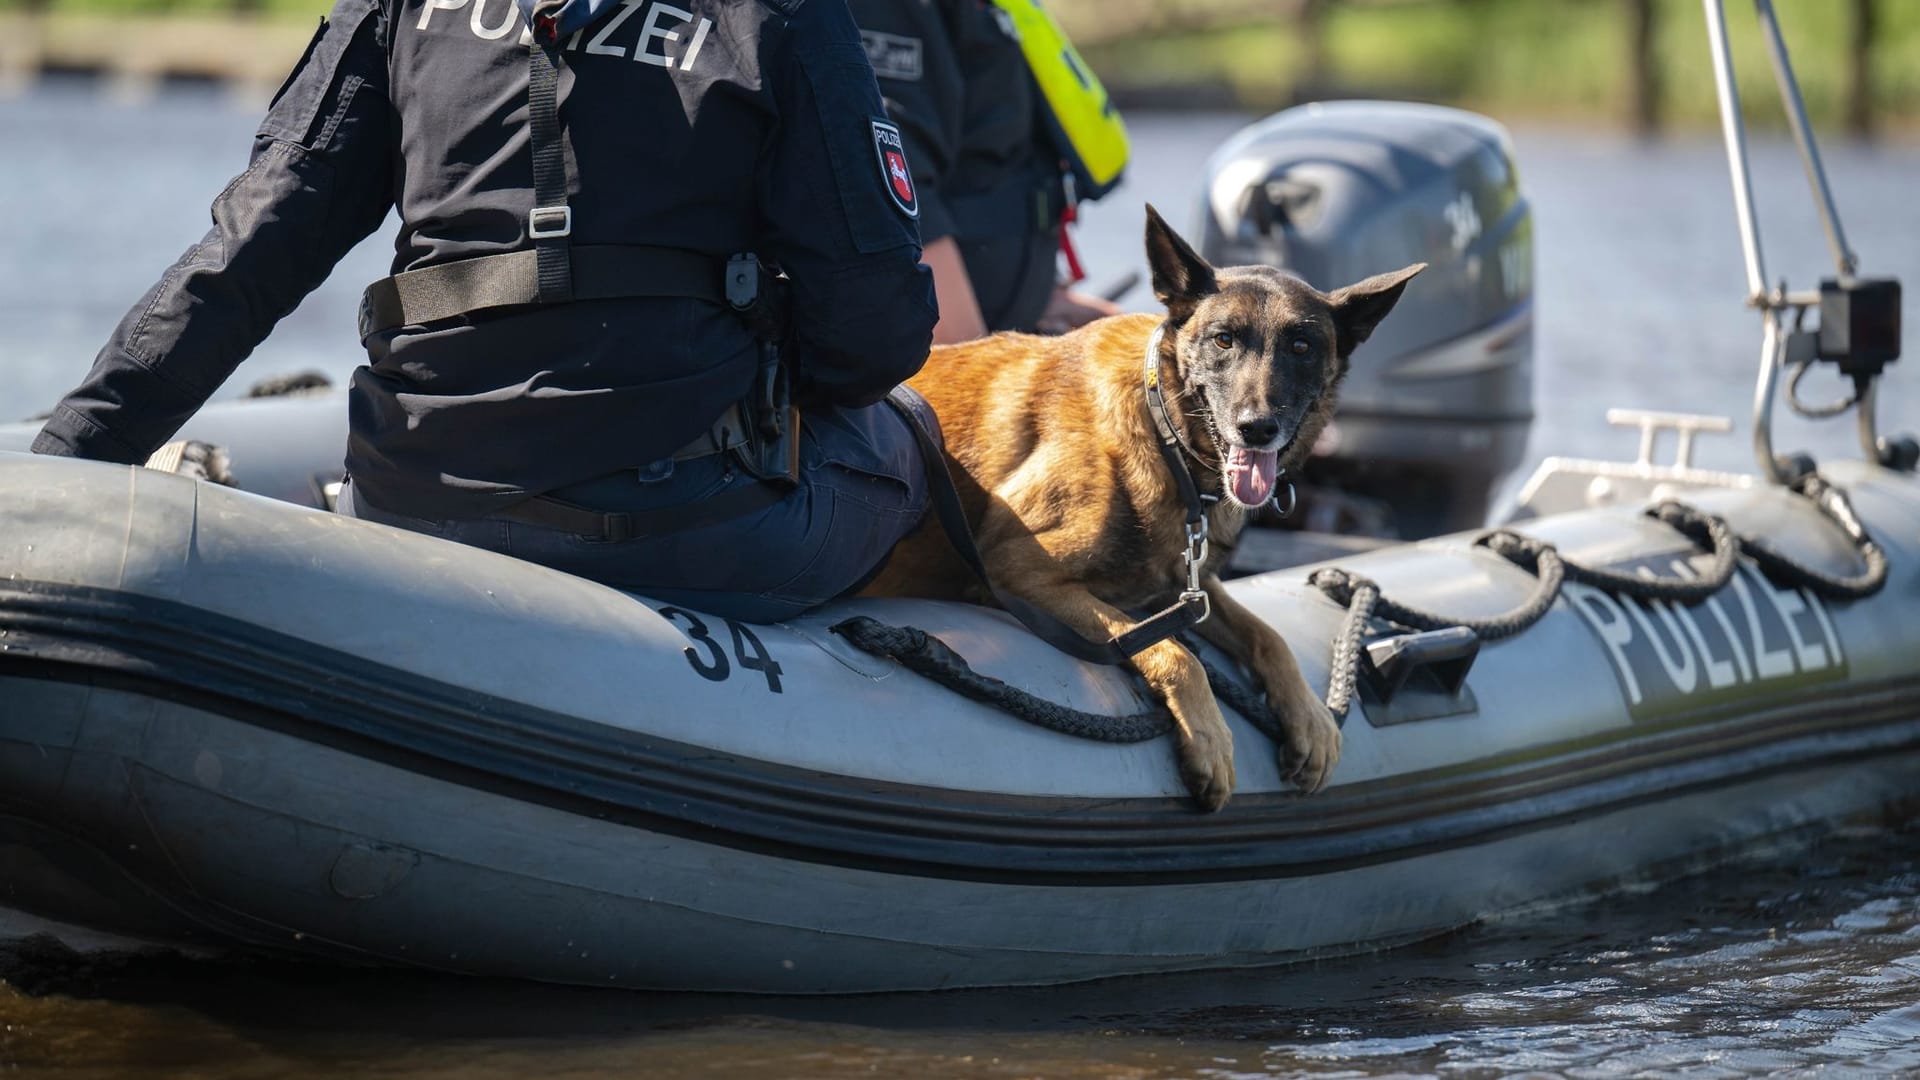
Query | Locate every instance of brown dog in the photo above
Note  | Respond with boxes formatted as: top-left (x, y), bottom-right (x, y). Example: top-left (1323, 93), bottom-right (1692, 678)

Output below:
top-left (862, 206), bottom-right (1423, 809)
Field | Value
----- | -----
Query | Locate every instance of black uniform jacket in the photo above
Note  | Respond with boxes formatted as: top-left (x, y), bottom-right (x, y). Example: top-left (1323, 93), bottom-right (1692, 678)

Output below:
top-left (34, 0), bottom-right (936, 518)
top-left (847, 0), bottom-right (1059, 331)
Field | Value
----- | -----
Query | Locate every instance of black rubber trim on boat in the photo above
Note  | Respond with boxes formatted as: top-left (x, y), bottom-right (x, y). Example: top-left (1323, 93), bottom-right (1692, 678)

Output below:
top-left (2, 578), bottom-right (1918, 886)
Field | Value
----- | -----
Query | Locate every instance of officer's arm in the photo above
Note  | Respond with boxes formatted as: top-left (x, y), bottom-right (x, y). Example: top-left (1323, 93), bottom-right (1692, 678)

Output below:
top-left (922, 237), bottom-right (987, 344)
top-left (32, 0), bottom-right (394, 463)
top-left (844, 0), bottom-right (964, 246)
top-left (761, 0), bottom-right (938, 407)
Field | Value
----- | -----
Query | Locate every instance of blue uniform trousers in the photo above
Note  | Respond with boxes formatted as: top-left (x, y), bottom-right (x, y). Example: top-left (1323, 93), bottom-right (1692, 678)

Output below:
top-left (339, 398), bottom-right (931, 623)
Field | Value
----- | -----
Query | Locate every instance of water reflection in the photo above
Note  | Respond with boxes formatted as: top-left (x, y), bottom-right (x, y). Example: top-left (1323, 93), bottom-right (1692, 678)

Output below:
top-left (3, 823), bottom-right (1916, 1076)
top-left (5, 86), bottom-right (1919, 486)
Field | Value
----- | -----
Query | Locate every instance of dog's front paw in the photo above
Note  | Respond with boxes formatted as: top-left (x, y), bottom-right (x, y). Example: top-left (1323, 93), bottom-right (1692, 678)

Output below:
top-left (1276, 690), bottom-right (1342, 795)
top-left (1176, 714), bottom-right (1236, 812)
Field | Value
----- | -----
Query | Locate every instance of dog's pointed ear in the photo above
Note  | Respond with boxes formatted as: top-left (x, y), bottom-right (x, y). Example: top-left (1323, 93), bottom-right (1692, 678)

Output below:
top-left (1144, 204), bottom-right (1217, 323)
top-left (1327, 263), bottom-right (1426, 357)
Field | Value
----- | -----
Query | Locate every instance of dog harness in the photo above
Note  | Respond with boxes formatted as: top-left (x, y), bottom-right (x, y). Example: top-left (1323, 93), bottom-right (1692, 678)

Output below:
top-left (882, 323), bottom-right (1310, 666)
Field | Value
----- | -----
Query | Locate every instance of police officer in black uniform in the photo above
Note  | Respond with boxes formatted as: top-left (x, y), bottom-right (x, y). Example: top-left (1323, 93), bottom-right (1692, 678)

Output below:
top-left (847, 0), bottom-right (1115, 343)
top-left (32, 0), bottom-right (940, 622)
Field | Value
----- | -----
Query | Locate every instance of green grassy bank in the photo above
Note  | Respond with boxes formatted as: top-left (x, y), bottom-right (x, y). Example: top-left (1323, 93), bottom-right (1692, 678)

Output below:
top-left (5, 0), bottom-right (1918, 133)
top-left (1061, 0), bottom-right (1920, 132)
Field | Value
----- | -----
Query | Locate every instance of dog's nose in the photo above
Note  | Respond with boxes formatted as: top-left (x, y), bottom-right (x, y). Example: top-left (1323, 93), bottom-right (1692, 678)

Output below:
top-left (1235, 414), bottom-right (1282, 448)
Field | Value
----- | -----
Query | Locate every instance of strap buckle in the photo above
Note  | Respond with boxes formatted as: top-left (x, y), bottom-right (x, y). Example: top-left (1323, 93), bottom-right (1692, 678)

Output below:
top-left (1180, 587), bottom-right (1212, 624)
top-left (725, 252), bottom-right (759, 310)
top-left (529, 205), bottom-right (573, 239)
top-left (1182, 516), bottom-right (1211, 622)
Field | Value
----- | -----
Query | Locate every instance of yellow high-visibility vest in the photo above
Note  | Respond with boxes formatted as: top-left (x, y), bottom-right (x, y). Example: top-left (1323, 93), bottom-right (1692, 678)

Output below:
top-left (986, 0), bottom-right (1129, 200)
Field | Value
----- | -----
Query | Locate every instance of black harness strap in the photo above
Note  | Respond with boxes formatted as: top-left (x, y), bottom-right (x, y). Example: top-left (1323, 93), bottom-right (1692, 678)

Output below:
top-left (360, 29), bottom-right (737, 339)
top-left (358, 246), bottom-right (726, 339)
top-left (1141, 325), bottom-right (1212, 530)
top-left (527, 38), bottom-right (572, 305)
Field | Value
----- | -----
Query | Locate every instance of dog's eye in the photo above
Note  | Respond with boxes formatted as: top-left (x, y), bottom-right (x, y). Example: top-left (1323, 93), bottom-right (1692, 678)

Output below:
top-left (1211, 332), bottom-right (1235, 350)
top-left (1289, 337), bottom-right (1311, 356)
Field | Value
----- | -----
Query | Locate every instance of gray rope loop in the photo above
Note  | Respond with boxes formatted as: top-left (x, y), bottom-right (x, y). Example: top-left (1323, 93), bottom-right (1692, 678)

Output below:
top-left (1317, 540), bottom-right (1564, 643)
top-left (1476, 527), bottom-right (1549, 568)
top-left (1795, 474), bottom-right (1867, 541)
top-left (1544, 502), bottom-right (1739, 605)
top-left (1313, 500), bottom-right (1738, 718)
top-left (1747, 475), bottom-right (1890, 600)
top-left (1304, 567), bottom-right (1367, 608)
top-left (1320, 575), bottom-right (1378, 718)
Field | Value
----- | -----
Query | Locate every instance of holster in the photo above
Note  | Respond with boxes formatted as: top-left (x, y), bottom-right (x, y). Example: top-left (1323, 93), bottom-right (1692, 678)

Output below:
top-left (725, 253), bottom-right (800, 488)
top-left (726, 252), bottom-right (793, 343)
top-left (735, 341), bottom-right (801, 487)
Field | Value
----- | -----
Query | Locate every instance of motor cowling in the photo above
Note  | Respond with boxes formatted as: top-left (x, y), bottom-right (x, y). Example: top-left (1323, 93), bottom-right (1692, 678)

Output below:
top-left (1196, 101), bottom-right (1535, 538)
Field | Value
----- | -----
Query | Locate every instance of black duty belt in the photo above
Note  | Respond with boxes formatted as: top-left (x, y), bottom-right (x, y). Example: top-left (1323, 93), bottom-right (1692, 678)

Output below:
top-left (357, 245), bottom-right (726, 340)
top-left (501, 481), bottom-right (787, 544)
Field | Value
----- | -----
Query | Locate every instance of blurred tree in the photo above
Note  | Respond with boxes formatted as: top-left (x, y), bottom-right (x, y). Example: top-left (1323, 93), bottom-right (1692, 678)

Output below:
top-left (1625, 0), bottom-right (1660, 134)
top-left (1295, 0), bottom-right (1329, 103)
top-left (1846, 0), bottom-right (1874, 136)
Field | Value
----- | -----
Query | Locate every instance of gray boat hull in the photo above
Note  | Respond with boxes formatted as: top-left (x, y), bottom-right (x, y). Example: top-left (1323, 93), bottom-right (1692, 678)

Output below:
top-left (1, 451), bottom-right (1917, 991)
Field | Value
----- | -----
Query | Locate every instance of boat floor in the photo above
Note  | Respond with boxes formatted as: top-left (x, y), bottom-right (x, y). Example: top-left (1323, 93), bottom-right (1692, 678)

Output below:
top-left (1226, 527), bottom-right (1398, 577)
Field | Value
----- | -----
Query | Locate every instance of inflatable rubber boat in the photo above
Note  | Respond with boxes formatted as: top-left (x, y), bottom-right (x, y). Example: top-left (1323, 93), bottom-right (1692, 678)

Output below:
top-left (1, 0), bottom-right (1915, 994)
top-left (1, 432), bottom-right (1916, 993)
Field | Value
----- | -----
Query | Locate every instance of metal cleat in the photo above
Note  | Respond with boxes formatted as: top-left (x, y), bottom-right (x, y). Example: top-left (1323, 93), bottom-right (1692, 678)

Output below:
top-left (1509, 408), bottom-right (1755, 520)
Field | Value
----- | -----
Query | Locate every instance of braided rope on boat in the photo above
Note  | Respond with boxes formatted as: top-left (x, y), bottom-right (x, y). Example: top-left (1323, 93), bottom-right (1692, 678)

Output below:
top-left (1312, 481), bottom-right (1886, 718)
top-left (830, 619), bottom-right (1171, 742)
top-left (829, 618), bottom-right (1294, 746)
top-left (1760, 473), bottom-right (1890, 600)
top-left (833, 476), bottom-right (1888, 750)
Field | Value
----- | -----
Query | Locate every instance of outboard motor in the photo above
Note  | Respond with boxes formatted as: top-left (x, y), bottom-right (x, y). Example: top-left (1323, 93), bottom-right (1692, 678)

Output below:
top-left (1196, 101), bottom-right (1534, 538)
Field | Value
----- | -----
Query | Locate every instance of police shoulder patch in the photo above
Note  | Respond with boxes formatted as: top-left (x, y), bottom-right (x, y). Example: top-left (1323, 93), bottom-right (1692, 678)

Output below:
top-left (871, 119), bottom-right (918, 219)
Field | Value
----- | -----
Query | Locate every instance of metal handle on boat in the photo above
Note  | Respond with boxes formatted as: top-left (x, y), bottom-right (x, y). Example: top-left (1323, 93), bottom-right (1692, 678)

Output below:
top-left (1605, 409), bottom-right (1733, 471)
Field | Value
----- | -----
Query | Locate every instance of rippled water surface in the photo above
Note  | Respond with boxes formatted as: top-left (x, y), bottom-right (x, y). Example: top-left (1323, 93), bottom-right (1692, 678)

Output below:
top-left (3, 83), bottom-right (1920, 1077)
top-left (2, 824), bottom-right (1917, 1077)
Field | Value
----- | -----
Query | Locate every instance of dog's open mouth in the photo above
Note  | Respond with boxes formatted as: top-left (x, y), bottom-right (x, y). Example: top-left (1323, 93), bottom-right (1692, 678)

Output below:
top-left (1223, 444), bottom-right (1281, 507)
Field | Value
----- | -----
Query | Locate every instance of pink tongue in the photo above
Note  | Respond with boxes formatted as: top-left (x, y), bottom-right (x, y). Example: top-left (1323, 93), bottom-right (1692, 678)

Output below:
top-left (1226, 446), bottom-right (1279, 507)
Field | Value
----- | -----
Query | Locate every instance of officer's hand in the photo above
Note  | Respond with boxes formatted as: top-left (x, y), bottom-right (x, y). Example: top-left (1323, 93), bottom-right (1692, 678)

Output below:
top-left (1036, 285), bottom-right (1122, 335)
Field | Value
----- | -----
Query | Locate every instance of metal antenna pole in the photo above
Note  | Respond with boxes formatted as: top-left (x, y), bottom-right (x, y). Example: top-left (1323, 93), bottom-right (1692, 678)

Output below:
top-left (1754, 0), bottom-right (1859, 281)
top-left (1705, 0), bottom-right (1793, 481)
top-left (1704, 0), bottom-right (1768, 303)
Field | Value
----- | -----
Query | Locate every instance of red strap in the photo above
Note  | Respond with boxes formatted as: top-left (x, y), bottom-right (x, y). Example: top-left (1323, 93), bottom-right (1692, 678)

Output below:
top-left (1058, 203), bottom-right (1087, 285)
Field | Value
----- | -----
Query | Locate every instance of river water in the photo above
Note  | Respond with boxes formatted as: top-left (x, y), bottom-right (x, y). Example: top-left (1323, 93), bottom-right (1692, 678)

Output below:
top-left (4, 82), bottom-right (1920, 1077)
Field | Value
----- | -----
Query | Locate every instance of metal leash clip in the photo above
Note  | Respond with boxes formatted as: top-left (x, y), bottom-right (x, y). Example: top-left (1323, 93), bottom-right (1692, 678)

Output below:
top-left (1181, 516), bottom-right (1212, 622)
top-left (1269, 472), bottom-right (1297, 518)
